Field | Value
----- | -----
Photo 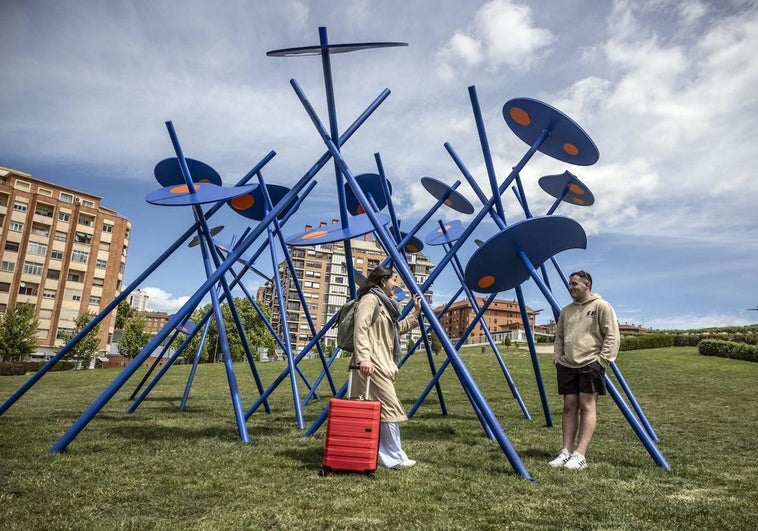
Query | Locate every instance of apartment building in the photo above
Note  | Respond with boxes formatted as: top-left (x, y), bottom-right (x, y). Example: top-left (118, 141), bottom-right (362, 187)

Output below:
top-left (0, 166), bottom-right (131, 358)
top-left (258, 220), bottom-right (435, 354)
top-left (436, 297), bottom-right (538, 345)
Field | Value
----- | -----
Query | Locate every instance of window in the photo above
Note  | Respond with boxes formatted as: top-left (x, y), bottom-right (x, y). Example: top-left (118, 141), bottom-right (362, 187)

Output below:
top-left (36, 202), bottom-right (55, 215)
top-left (42, 289), bottom-right (56, 300)
top-left (1, 261), bottom-right (15, 272)
top-left (89, 296), bottom-right (101, 306)
top-left (77, 214), bottom-right (94, 227)
top-left (66, 272), bottom-right (82, 282)
top-left (47, 269), bottom-right (60, 280)
top-left (64, 288), bottom-right (82, 301)
top-left (59, 192), bottom-right (74, 204)
top-left (18, 284), bottom-right (38, 296)
top-left (100, 241), bottom-right (110, 251)
top-left (38, 188), bottom-right (53, 197)
top-left (4, 242), bottom-right (19, 253)
top-left (51, 250), bottom-right (63, 260)
top-left (58, 212), bottom-right (71, 222)
top-left (27, 241), bottom-right (48, 256)
top-left (92, 277), bottom-right (104, 287)
top-left (102, 224), bottom-right (114, 233)
top-left (74, 231), bottom-right (92, 244)
top-left (82, 200), bottom-right (95, 208)
top-left (13, 202), bottom-right (28, 212)
top-left (9, 222), bottom-right (23, 232)
top-left (71, 250), bottom-right (89, 264)
top-left (54, 231), bottom-right (67, 242)
top-left (56, 327), bottom-right (74, 340)
top-left (15, 180), bottom-right (31, 191)
top-left (95, 259), bottom-right (107, 269)
top-left (0, 282), bottom-right (10, 292)
top-left (23, 261), bottom-right (44, 275)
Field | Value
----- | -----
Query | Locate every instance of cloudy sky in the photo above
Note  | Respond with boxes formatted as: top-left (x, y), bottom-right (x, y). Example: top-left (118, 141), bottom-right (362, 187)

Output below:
top-left (1, 0), bottom-right (756, 329)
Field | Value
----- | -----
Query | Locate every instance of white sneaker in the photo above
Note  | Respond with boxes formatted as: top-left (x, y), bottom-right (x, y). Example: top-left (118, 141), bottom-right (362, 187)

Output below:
top-left (549, 449), bottom-right (571, 468)
top-left (564, 452), bottom-right (587, 470)
top-left (392, 459), bottom-right (417, 470)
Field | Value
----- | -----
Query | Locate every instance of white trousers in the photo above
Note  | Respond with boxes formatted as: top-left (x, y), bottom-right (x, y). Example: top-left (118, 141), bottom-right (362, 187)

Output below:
top-left (378, 421), bottom-right (409, 468)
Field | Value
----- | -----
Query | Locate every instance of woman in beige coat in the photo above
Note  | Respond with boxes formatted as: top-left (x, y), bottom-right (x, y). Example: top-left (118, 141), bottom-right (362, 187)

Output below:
top-left (352, 265), bottom-right (421, 470)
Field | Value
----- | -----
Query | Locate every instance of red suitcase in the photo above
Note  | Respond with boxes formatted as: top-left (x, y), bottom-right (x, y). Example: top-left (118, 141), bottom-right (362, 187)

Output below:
top-left (320, 366), bottom-right (381, 477)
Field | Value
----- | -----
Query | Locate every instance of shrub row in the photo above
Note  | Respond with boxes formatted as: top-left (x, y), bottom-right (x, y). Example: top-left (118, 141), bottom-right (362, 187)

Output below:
top-left (698, 339), bottom-right (758, 363)
top-left (621, 332), bottom-right (757, 351)
top-left (0, 360), bottom-right (76, 376)
top-left (620, 333), bottom-right (674, 351)
top-left (673, 332), bottom-right (757, 346)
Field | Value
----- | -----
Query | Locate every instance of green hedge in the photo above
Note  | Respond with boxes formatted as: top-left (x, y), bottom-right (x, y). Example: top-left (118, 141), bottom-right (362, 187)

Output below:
top-left (620, 333), bottom-right (674, 351)
top-left (0, 360), bottom-right (76, 376)
top-left (698, 339), bottom-right (758, 362)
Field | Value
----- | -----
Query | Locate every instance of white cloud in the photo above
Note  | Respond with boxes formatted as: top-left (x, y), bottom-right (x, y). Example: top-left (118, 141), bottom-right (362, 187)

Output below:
top-left (437, 0), bottom-right (554, 76)
top-left (141, 287), bottom-right (191, 314)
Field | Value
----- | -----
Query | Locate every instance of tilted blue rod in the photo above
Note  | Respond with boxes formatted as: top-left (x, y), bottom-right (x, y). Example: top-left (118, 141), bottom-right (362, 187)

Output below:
top-left (605, 377), bottom-right (671, 469)
top-left (181, 318), bottom-right (213, 411)
top-left (291, 79), bottom-right (534, 479)
top-left (374, 152), bottom-right (402, 243)
top-left (514, 188), bottom-right (662, 444)
top-left (444, 140), bottom-right (553, 426)
top-left (318, 27), bottom-right (357, 299)
top-left (468, 86), bottom-right (506, 222)
top-left (610, 363), bottom-right (659, 441)
top-left (257, 172), bottom-right (335, 397)
top-left (441, 234), bottom-right (531, 420)
top-left (0, 150), bottom-right (276, 417)
top-left (246, 309), bottom-right (343, 419)
top-left (128, 328), bottom-right (181, 400)
top-left (46, 118), bottom-right (360, 452)
top-left (417, 317), bottom-right (449, 416)
top-left (266, 222), bottom-right (304, 429)
top-left (407, 293), bottom-right (500, 441)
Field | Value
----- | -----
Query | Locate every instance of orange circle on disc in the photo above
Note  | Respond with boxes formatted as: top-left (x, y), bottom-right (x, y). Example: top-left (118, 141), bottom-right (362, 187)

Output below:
top-left (571, 197), bottom-right (585, 205)
top-left (302, 230), bottom-right (328, 240)
top-left (568, 183), bottom-right (585, 195)
top-left (231, 195), bottom-right (254, 210)
top-left (478, 275), bottom-right (496, 289)
top-left (356, 205), bottom-right (365, 214)
top-left (563, 143), bottom-right (579, 156)
top-left (170, 184), bottom-right (200, 194)
top-left (437, 224), bottom-right (452, 233)
top-left (199, 179), bottom-right (211, 183)
top-left (509, 107), bottom-right (531, 126)
top-left (406, 244), bottom-right (418, 253)
top-left (444, 199), bottom-right (453, 207)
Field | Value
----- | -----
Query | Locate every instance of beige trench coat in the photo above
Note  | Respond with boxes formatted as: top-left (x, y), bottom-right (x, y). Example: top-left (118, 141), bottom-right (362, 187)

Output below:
top-left (350, 292), bottom-right (420, 423)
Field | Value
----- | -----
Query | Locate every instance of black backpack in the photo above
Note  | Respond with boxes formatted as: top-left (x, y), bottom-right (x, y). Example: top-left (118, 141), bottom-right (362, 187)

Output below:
top-left (336, 298), bottom-right (380, 352)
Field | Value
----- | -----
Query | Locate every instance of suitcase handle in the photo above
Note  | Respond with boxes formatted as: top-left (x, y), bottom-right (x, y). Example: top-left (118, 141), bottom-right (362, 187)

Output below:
top-left (347, 364), bottom-right (371, 400)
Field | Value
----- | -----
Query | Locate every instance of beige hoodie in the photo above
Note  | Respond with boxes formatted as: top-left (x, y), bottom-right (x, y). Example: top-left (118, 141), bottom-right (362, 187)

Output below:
top-left (553, 293), bottom-right (620, 368)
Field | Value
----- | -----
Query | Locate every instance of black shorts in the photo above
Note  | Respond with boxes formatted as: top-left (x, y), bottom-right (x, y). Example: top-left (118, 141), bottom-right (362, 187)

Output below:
top-left (556, 362), bottom-right (606, 395)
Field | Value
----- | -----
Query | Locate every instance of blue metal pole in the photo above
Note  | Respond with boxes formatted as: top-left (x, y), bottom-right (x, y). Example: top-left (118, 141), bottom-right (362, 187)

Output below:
top-left (291, 81), bottom-right (534, 479)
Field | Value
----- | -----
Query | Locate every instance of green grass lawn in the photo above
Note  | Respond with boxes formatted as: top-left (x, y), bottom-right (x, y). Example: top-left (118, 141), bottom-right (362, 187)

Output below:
top-left (1, 347), bottom-right (756, 530)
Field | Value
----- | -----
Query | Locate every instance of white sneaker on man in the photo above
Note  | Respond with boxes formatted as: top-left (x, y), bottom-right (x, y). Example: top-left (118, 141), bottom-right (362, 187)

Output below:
top-left (564, 452), bottom-right (587, 470)
top-left (548, 449), bottom-right (571, 468)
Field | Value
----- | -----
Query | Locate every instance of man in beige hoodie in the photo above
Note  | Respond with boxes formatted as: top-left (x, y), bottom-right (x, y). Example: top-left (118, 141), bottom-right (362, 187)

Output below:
top-left (549, 270), bottom-right (620, 470)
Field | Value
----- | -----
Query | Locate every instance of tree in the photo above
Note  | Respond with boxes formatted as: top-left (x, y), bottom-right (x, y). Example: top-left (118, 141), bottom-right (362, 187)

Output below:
top-left (0, 303), bottom-right (39, 362)
top-left (60, 311), bottom-right (101, 368)
top-left (178, 298), bottom-right (276, 363)
top-left (115, 300), bottom-right (135, 330)
top-left (429, 332), bottom-right (442, 356)
top-left (118, 315), bottom-right (151, 359)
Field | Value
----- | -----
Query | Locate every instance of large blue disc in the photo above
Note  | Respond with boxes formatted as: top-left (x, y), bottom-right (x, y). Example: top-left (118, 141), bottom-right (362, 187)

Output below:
top-left (464, 216), bottom-right (586, 293)
top-left (503, 98), bottom-right (599, 166)
top-left (286, 213), bottom-right (391, 246)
